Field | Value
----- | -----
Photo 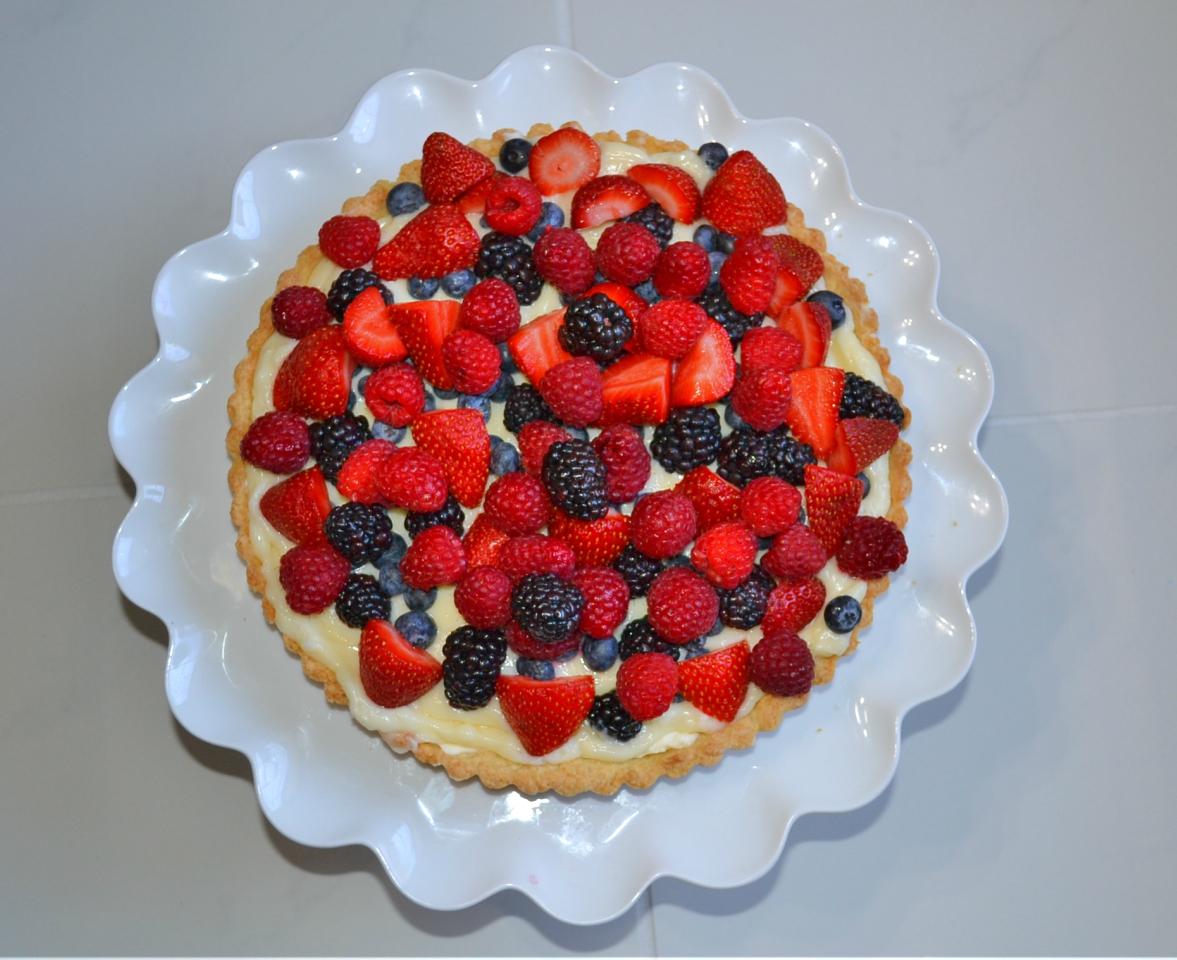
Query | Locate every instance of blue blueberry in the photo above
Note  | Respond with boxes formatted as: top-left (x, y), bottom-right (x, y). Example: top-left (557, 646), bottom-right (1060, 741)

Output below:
top-left (441, 269), bottom-right (476, 298)
top-left (378, 563), bottom-right (406, 597)
top-left (797, 506), bottom-right (806, 525)
top-left (634, 279), bottom-right (661, 305)
top-left (408, 275), bottom-right (440, 300)
top-left (668, 554), bottom-right (693, 569)
top-left (824, 595), bottom-right (862, 633)
top-left (376, 533), bottom-right (408, 568)
top-left (356, 373), bottom-right (371, 396)
top-left (515, 657), bottom-right (555, 681)
top-left (693, 224), bottom-right (718, 252)
top-left (697, 142), bottom-right (729, 172)
top-left (707, 616), bottom-right (725, 637)
top-left (526, 202), bottom-right (565, 243)
top-left (370, 421), bottom-right (406, 443)
top-left (459, 394), bottom-right (492, 421)
top-left (498, 342), bottom-right (519, 374)
top-left (386, 181), bottom-right (425, 217)
top-left (432, 386), bottom-right (459, 401)
top-left (554, 645), bottom-right (580, 662)
top-left (708, 250), bottom-right (727, 286)
top-left (346, 390), bottom-right (358, 412)
top-left (724, 402), bottom-right (748, 431)
top-left (807, 290), bottom-right (847, 330)
top-left (422, 392), bottom-right (437, 412)
top-left (714, 231), bottom-right (737, 255)
top-left (564, 425), bottom-right (589, 442)
top-left (683, 638), bottom-right (711, 658)
top-left (857, 472), bottom-right (871, 499)
top-left (395, 611), bottom-right (437, 649)
top-left (758, 536), bottom-right (774, 552)
top-left (489, 373), bottom-right (515, 403)
top-left (404, 587), bottom-right (437, 612)
top-left (581, 636), bottom-right (619, 672)
top-left (499, 138), bottom-right (532, 174)
top-left (479, 214), bottom-right (490, 230)
top-left (490, 436), bottom-right (522, 475)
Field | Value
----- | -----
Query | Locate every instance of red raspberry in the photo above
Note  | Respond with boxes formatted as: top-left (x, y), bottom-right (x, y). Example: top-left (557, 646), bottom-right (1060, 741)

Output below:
top-left (731, 367), bottom-right (792, 432)
top-left (762, 577), bottom-right (826, 633)
top-left (739, 476), bottom-right (802, 537)
top-left (675, 466), bottom-right (741, 532)
top-left (720, 235), bottom-right (778, 315)
top-left (647, 566), bottom-right (719, 643)
top-left (533, 227), bottom-right (596, 296)
top-left (739, 326), bottom-right (803, 375)
top-left (271, 286), bottom-right (332, 339)
top-left (363, 363), bottom-right (425, 426)
top-left (570, 566), bottom-right (630, 639)
top-left (441, 329), bottom-right (501, 396)
top-left (496, 534), bottom-right (576, 583)
top-left (630, 490), bottom-right (697, 559)
top-left (484, 176), bottom-right (542, 236)
top-left (454, 565), bottom-right (513, 628)
top-left (518, 420), bottom-right (571, 475)
top-left (639, 300), bottom-right (709, 359)
top-left (505, 622), bottom-right (582, 660)
top-left (459, 277), bottom-right (521, 342)
top-left (335, 439), bottom-right (397, 505)
top-left (239, 411), bottom-right (310, 474)
top-left (835, 516), bottom-right (908, 580)
top-left (591, 424), bottom-right (651, 503)
top-left (400, 525), bottom-right (468, 590)
top-left (318, 215), bottom-right (381, 269)
top-left (616, 652), bottom-right (679, 720)
top-left (762, 522), bottom-right (828, 579)
top-left (652, 241), bottom-right (711, 300)
top-left (278, 542), bottom-right (350, 615)
top-left (690, 522), bottom-right (758, 590)
top-left (375, 447), bottom-right (448, 513)
top-left (595, 221), bottom-right (661, 286)
top-left (538, 356), bottom-right (603, 428)
top-left (749, 629), bottom-right (814, 697)
top-left (483, 473), bottom-right (552, 536)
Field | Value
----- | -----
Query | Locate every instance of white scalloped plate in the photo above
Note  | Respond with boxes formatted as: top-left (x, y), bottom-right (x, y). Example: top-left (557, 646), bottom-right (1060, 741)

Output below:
top-left (109, 47), bottom-right (1006, 924)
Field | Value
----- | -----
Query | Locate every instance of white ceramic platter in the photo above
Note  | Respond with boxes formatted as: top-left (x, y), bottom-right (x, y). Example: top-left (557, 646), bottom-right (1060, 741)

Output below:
top-left (109, 46), bottom-right (1007, 924)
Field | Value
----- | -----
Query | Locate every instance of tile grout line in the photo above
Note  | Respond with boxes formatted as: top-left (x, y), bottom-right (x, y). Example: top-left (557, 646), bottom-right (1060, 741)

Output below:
top-left (0, 485), bottom-right (126, 509)
top-left (986, 401), bottom-right (1177, 427)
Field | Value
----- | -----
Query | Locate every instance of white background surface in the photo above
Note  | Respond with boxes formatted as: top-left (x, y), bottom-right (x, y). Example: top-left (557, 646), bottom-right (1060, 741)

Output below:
top-left (2, 0), bottom-right (1174, 954)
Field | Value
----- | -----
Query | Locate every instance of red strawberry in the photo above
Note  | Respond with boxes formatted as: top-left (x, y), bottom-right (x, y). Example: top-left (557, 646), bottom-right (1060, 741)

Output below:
top-left (675, 466), bottom-right (740, 533)
top-left (420, 132), bottom-right (496, 204)
top-left (761, 522), bottom-right (828, 579)
top-left (342, 286), bottom-right (407, 367)
top-left (459, 277), bottom-right (521, 342)
top-left (690, 521), bottom-right (758, 589)
top-left (830, 417), bottom-right (900, 476)
top-left (548, 509), bottom-right (630, 566)
top-left (375, 446), bottom-right (448, 512)
top-left (259, 466), bottom-right (331, 544)
top-left (720, 235), bottom-right (778, 316)
top-left (677, 641), bottom-right (750, 722)
top-left (762, 577), bottom-right (826, 633)
top-left (785, 366), bottom-right (844, 457)
top-left (776, 301), bottom-right (832, 368)
top-left (507, 308), bottom-right (573, 386)
top-left (410, 409), bottom-right (490, 508)
top-left (318, 215), bottom-right (381, 269)
top-left (702, 150), bottom-right (787, 236)
top-left (455, 170), bottom-right (507, 214)
top-left (485, 176), bottom-right (543, 236)
top-left (400, 525), bottom-right (468, 589)
top-left (571, 175), bottom-right (651, 229)
top-left (272, 325), bottom-right (354, 419)
top-left (373, 204), bottom-right (480, 280)
top-left (671, 319), bottom-right (737, 408)
top-left (538, 356), bottom-right (604, 428)
top-left (442, 328), bottom-right (501, 396)
top-left (239, 410), bottom-right (310, 474)
top-left (766, 267), bottom-right (808, 318)
top-left (731, 367), bottom-right (792, 432)
top-left (336, 439), bottom-right (398, 506)
top-left (359, 619), bottom-right (443, 708)
top-left (496, 674), bottom-right (596, 757)
top-left (739, 326), bottom-right (803, 376)
top-left (596, 353), bottom-right (671, 426)
top-left (836, 516), bottom-right (908, 580)
top-left (463, 514), bottom-right (510, 568)
top-left (278, 542), bottom-right (350, 615)
top-left (528, 127), bottom-right (601, 196)
top-left (517, 420), bottom-right (571, 476)
top-left (626, 163), bottom-right (702, 223)
top-left (616, 652), bottom-right (679, 721)
top-left (391, 299), bottom-right (462, 389)
top-left (653, 241), bottom-right (711, 301)
top-left (804, 464), bottom-right (864, 553)
top-left (640, 299), bottom-right (708, 359)
top-left (769, 235), bottom-right (824, 288)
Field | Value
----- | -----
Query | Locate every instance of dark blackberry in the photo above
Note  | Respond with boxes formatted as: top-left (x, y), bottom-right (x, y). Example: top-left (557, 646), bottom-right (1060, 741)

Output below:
top-left (474, 232), bottom-right (543, 305)
top-left (442, 626), bottom-right (508, 710)
top-left (766, 429), bottom-right (818, 486)
top-left (716, 430), bottom-right (775, 488)
top-left (840, 371), bottom-right (906, 427)
top-left (588, 692), bottom-right (643, 742)
top-left (324, 502), bottom-right (392, 566)
top-left (542, 439), bottom-right (609, 521)
top-left (619, 618), bottom-right (682, 661)
top-left (558, 293), bottom-right (633, 363)
top-left (308, 413), bottom-right (370, 483)
top-left (511, 573), bottom-right (584, 643)
top-left (650, 407), bottom-right (721, 474)
top-left (503, 383), bottom-right (558, 434)
top-left (334, 574), bottom-right (390, 628)
top-left (405, 494), bottom-right (466, 539)
top-left (623, 201), bottom-right (674, 248)
top-left (718, 566), bottom-right (774, 629)
top-left (612, 545), bottom-right (662, 597)
top-left (326, 268), bottom-right (392, 321)
top-left (696, 286), bottom-right (763, 345)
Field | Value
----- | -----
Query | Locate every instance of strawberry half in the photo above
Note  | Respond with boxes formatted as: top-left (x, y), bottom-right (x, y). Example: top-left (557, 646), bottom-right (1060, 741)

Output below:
top-left (596, 353), bottom-right (672, 426)
top-left (272, 324), bottom-right (354, 419)
top-left (410, 408), bottom-right (490, 508)
top-left (507, 307), bottom-right (572, 386)
top-left (675, 466), bottom-right (741, 533)
top-left (769, 235), bottom-right (824, 288)
top-left (762, 577), bottom-right (827, 634)
top-left (766, 267), bottom-right (808, 319)
top-left (776, 300), bottom-right (832, 368)
top-left (548, 509), bottom-right (630, 566)
top-left (702, 150), bottom-right (787, 237)
top-left (390, 299), bottom-right (461, 389)
top-left (463, 514), bottom-right (510, 568)
top-left (259, 466), bottom-right (331, 545)
top-left (373, 203), bottom-right (480, 280)
top-left (626, 163), bottom-right (702, 223)
top-left (571, 175), bottom-right (650, 229)
top-left (671, 318), bottom-right (735, 406)
top-left (420, 131), bottom-right (496, 204)
top-left (827, 417), bottom-right (900, 476)
top-left (528, 127), bottom-right (601, 196)
top-left (677, 640), bottom-right (750, 722)
top-left (804, 464), bottom-right (864, 553)
top-left (456, 171), bottom-right (507, 214)
top-left (496, 674), bottom-right (596, 757)
top-left (343, 286), bottom-right (407, 366)
top-left (359, 619), bottom-right (444, 708)
top-left (785, 366), bottom-right (844, 458)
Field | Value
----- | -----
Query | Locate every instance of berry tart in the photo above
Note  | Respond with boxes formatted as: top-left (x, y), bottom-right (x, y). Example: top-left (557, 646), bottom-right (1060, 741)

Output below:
top-left (228, 123), bottom-right (912, 796)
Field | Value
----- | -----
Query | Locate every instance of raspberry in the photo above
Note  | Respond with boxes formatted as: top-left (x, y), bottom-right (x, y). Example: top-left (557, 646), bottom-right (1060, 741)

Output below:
top-left (278, 542), bottom-right (351, 614)
top-left (459, 278), bottom-right (522, 342)
top-left (639, 300), bottom-right (709, 359)
top-left (595, 222), bottom-right (661, 286)
top-left (484, 176), bottom-right (543, 236)
top-left (517, 420), bottom-right (571, 475)
top-left (533, 228), bottom-right (597, 296)
top-left (496, 534), bottom-right (576, 583)
top-left (271, 286), bottom-right (332, 339)
top-left (720, 235), bottom-right (778, 315)
top-left (441, 329), bottom-right (501, 396)
top-left (400, 525), bottom-right (468, 590)
top-left (454, 565), bottom-right (513, 628)
top-left (591, 424), bottom-right (651, 503)
top-left (483, 473), bottom-right (552, 536)
top-left (749, 629), bottom-right (814, 698)
top-left (240, 411), bottom-right (311, 474)
top-left (630, 491), bottom-right (697, 559)
top-left (652, 241), bottom-right (711, 300)
top-left (616, 652), bottom-right (679, 721)
top-left (318, 215), bottom-right (381, 269)
top-left (690, 522), bottom-right (758, 589)
top-left (647, 566), bottom-right (720, 643)
top-left (538, 357), bottom-right (604, 428)
top-left (731, 368), bottom-right (793, 432)
top-left (740, 326), bottom-right (803, 375)
top-left (762, 577), bottom-right (826, 633)
top-left (375, 447), bottom-right (449, 513)
top-left (762, 522), bottom-right (828, 579)
top-left (739, 476), bottom-right (802, 537)
top-left (363, 363), bottom-right (425, 426)
top-left (674, 466), bottom-right (741, 532)
top-left (835, 516), bottom-right (908, 579)
top-left (505, 622), bottom-right (582, 661)
top-left (570, 566), bottom-right (630, 639)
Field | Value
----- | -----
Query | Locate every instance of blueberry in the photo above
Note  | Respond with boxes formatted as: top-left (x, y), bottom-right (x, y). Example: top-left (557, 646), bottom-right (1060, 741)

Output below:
top-left (712, 232), bottom-right (735, 256)
top-left (404, 587), bottom-right (437, 612)
top-left (807, 290), bottom-right (847, 330)
top-left (697, 142), bottom-right (729, 172)
top-left (386, 181), bottom-right (425, 217)
top-left (707, 616), bottom-right (725, 637)
top-left (693, 224), bottom-right (718, 252)
top-left (356, 373), bottom-right (370, 396)
top-left (490, 437), bottom-right (522, 475)
top-left (668, 554), bottom-right (693, 569)
top-left (459, 394), bottom-right (492, 421)
top-left (684, 638), bottom-right (711, 658)
top-left (824, 595), bottom-right (862, 633)
top-left (371, 421), bottom-right (406, 443)
top-left (489, 373), bottom-right (515, 403)
top-left (433, 386), bottom-right (459, 401)
top-left (422, 392), bottom-right (437, 412)
top-left (708, 250), bottom-right (727, 286)
top-left (378, 563), bottom-right (406, 597)
top-left (479, 215), bottom-right (490, 230)
top-left (515, 657), bottom-right (555, 681)
top-left (376, 533), bottom-right (408, 568)
top-left (724, 402), bottom-right (748, 431)
top-left (581, 636), bottom-right (619, 672)
top-left (564, 425), bottom-right (589, 442)
top-left (526, 202), bottom-right (565, 243)
top-left (499, 138), bottom-right (532, 174)
top-left (857, 472), bottom-right (871, 499)
top-left (798, 506), bottom-right (806, 525)
top-left (498, 342), bottom-right (519, 374)
top-left (395, 611), bottom-right (437, 649)
top-left (441, 269), bottom-right (476, 298)
top-left (758, 536), bottom-right (774, 552)
top-left (634, 279), bottom-right (661, 304)
top-left (408, 276), bottom-right (440, 300)
top-left (346, 390), bottom-right (358, 412)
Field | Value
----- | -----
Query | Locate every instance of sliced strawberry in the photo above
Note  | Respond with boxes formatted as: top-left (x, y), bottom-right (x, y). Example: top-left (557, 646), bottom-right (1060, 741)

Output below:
top-left (410, 408), bottom-right (490, 508)
top-left (456, 171), bottom-right (507, 214)
top-left (842, 417), bottom-right (900, 470)
top-left (372, 204), bottom-right (481, 280)
top-left (762, 577), bottom-right (827, 634)
top-left (496, 674), bottom-right (596, 757)
top-left (390, 299), bottom-right (461, 389)
top-left (804, 464), bottom-right (864, 553)
top-left (272, 325), bottom-right (354, 419)
top-left (766, 267), bottom-right (808, 319)
top-left (463, 513), bottom-right (510, 568)
top-left (677, 640), bottom-right (750, 722)
top-left (548, 509), bottom-right (630, 566)
top-left (342, 286), bottom-right (407, 366)
top-left (506, 307), bottom-right (572, 386)
top-left (824, 427), bottom-right (858, 476)
top-left (359, 619), bottom-right (443, 708)
top-left (420, 131), bottom-right (496, 204)
top-left (701, 150), bottom-right (787, 236)
top-left (596, 353), bottom-right (672, 426)
top-left (336, 439), bottom-right (398, 505)
top-left (570, 175), bottom-right (651, 229)
top-left (769, 234), bottom-right (824, 289)
top-left (776, 300), bottom-right (832, 368)
top-left (671, 318), bottom-right (735, 406)
top-left (785, 366), bottom-right (844, 458)
top-left (259, 466), bottom-right (331, 545)
top-left (528, 128), bottom-right (601, 196)
top-left (626, 163), bottom-right (702, 223)
top-left (675, 466), bottom-right (741, 533)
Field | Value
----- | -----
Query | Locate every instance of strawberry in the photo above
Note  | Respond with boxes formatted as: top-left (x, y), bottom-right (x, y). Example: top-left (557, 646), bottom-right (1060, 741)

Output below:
top-left (342, 286), bottom-right (407, 367)
top-left (372, 203), bottom-right (481, 280)
top-left (571, 175), bottom-right (651, 229)
top-left (507, 308), bottom-right (573, 386)
top-left (677, 640), bottom-right (750, 722)
top-left (455, 170), bottom-right (507, 214)
top-left (769, 235), bottom-right (824, 288)
top-left (390, 299), bottom-right (461, 389)
top-left (776, 301), bottom-right (832, 368)
top-left (463, 514), bottom-right (510, 568)
top-left (548, 509), bottom-right (630, 566)
top-left (420, 131), bottom-right (496, 204)
top-left (596, 353), bottom-right (671, 426)
top-left (272, 325), bottom-right (354, 419)
top-left (835, 417), bottom-right (900, 475)
top-left (496, 674), bottom-right (595, 756)
top-left (671, 319), bottom-right (737, 407)
top-left (804, 464), bottom-right (864, 553)
top-left (626, 163), bottom-right (702, 223)
top-left (527, 127), bottom-right (601, 196)
top-left (336, 439), bottom-right (398, 506)
top-left (259, 466), bottom-right (331, 544)
top-left (702, 150), bottom-right (787, 236)
top-left (358, 619), bottom-right (443, 708)
top-left (675, 466), bottom-right (740, 532)
top-left (410, 408), bottom-right (490, 508)
top-left (766, 267), bottom-right (808, 319)
top-left (784, 366), bottom-right (844, 457)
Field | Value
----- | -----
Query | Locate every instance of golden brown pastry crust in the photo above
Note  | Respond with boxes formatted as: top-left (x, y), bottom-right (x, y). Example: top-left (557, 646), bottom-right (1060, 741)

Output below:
top-left (227, 125), bottom-right (912, 797)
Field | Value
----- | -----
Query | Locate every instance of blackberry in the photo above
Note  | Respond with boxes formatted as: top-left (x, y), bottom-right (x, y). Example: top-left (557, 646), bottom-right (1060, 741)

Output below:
top-left (474, 232), bottom-right (543, 305)
top-left (696, 286), bottom-right (763, 345)
top-left (766, 429), bottom-right (818, 485)
top-left (326, 268), bottom-right (392, 321)
top-left (623, 201), bottom-right (674, 248)
top-left (405, 493), bottom-right (465, 540)
top-left (558, 293), bottom-right (633, 363)
top-left (718, 566), bottom-right (774, 629)
top-left (619, 618), bottom-right (682, 661)
top-left (840, 371), bottom-right (906, 427)
top-left (588, 692), bottom-right (643, 742)
top-left (511, 573), bottom-right (584, 643)
top-left (612, 544), bottom-right (662, 597)
top-left (716, 430), bottom-right (775, 487)
top-left (650, 407), bottom-right (722, 474)
top-left (309, 413), bottom-right (370, 482)
top-left (334, 574), bottom-right (390, 629)
top-left (324, 502), bottom-right (392, 566)
top-left (442, 626), bottom-right (507, 710)
top-left (542, 439), bottom-right (609, 521)
top-left (503, 383), bottom-right (557, 434)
